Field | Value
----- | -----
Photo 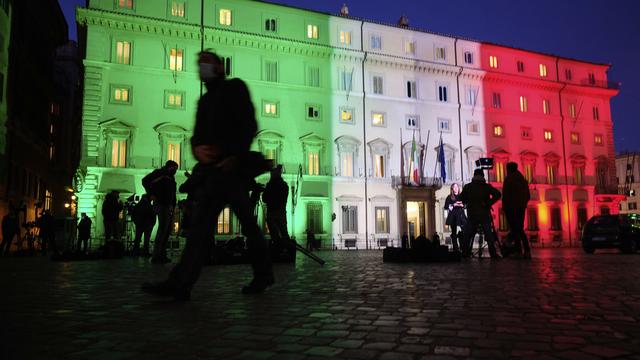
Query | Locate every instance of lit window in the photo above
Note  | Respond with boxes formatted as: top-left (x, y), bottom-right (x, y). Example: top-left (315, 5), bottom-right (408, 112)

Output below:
top-left (340, 152), bottom-right (354, 177)
top-left (264, 18), bottom-right (277, 32)
top-left (117, 0), bottom-right (133, 9)
top-left (539, 64), bottom-right (547, 77)
top-left (170, 1), bottom-right (184, 17)
top-left (543, 99), bottom-right (550, 115)
top-left (308, 151), bottom-right (319, 175)
top-left (574, 166), bottom-right (584, 185)
top-left (571, 132), bottom-right (580, 144)
top-left (489, 55), bottom-right (498, 68)
top-left (493, 124), bottom-right (504, 137)
top-left (372, 76), bottom-right (383, 95)
top-left (217, 207), bottom-right (231, 234)
top-left (438, 118), bottom-right (451, 132)
top-left (569, 103), bottom-right (576, 118)
top-left (544, 130), bottom-right (553, 142)
top-left (407, 81), bottom-right (417, 99)
top-left (339, 31), bottom-right (351, 45)
top-left (263, 101), bottom-right (278, 116)
top-left (340, 108), bottom-right (354, 124)
top-left (264, 61), bottom-right (278, 82)
top-left (111, 139), bottom-right (127, 167)
top-left (167, 142), bottom-right (181, 166)
top-left (593, 106), bottom-right (600, 120)
top-left (307, 24), bottom-right (318, 39)
top-left (521, 127), bottom-right (531, 140)
top-left (594, 134), bottom-right (603, 145)
top-left (219, 9), bottom-right (232, 26)
top-left (375, 207), bottom-right (389, 233)
top-left (467, 120), bottom-right (479, 135)
top-left (370, 35), bottom-right (382, 50)
top-left (463, 51), bottom-right (473, 64)
top-left (165, 91), bottom-right (184, 109)
top-left (523, 163), bottom-right (534, 183)
top-left (546, 164), bottom-right (557, 185)
top-left (520, 96), bottom-right (528, 112)
top-left (307, 105), bottom-right (321, 120)
top-left (495, 162), bottom-right (505, 182)
top-left (407, 115), bottom-right (419, 130)
top-left (372, 112), bottom-right (385, 127)
top-left (374, 154), bottom-right (385, 178)
top-left (112, 86), bottom-right (130, 103)
top-left (437, 85), bottom-right (448, 102)
top-left (517, 61), bottom-right (524, 72)
top-left (404, 40), bottom-right (415, 55)
top-left (116, 41), bottom-right (131, 65)
top-left (492, 92), bottom-right (501, 108)
top-left (435, 46), bottom-right (446, 61)
top-left (169, 48), bottom-right (183, 71)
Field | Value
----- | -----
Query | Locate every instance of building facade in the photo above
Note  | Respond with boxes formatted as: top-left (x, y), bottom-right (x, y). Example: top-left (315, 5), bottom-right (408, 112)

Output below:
top-left (616, 153), bottom-right (640, 215)
top-left (76, 0), bottom-right (622, 249)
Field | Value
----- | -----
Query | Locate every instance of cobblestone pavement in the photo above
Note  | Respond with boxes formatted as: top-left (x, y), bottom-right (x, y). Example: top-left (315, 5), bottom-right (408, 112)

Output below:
top-left (1, 248), bottom-right (640, 359)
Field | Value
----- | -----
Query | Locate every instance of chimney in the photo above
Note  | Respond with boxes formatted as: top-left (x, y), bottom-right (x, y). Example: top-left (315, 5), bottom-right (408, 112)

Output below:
top-left (340, 3), bottom-right (349, 16)
top-left (398, 15), bottom-right (409, 28)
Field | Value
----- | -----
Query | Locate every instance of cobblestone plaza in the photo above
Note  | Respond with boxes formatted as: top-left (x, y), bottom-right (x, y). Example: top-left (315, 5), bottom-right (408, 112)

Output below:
top-left (2, 249), bottom-right (640, 359)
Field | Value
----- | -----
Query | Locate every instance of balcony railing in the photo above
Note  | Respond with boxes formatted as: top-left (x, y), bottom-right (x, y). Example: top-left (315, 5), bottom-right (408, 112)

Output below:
top-left (580, 79), bottom-right (620, 90)
top-left (392, 176), bottom-right (443, 189)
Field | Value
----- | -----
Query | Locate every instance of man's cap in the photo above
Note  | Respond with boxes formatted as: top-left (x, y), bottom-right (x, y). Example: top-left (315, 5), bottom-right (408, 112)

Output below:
top-left (506, 162), bottom-right (518, 173)
top-left (473, 169), bottom-right (485, 177)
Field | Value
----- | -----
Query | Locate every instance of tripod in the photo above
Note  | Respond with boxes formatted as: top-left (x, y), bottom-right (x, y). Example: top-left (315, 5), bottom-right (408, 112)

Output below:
top-left (468, 217), bottom-right (501, 258)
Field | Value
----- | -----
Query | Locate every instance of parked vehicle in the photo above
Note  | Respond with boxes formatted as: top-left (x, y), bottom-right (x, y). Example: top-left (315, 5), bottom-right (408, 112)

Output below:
top-left (581, 214), bottom-right (640, 254)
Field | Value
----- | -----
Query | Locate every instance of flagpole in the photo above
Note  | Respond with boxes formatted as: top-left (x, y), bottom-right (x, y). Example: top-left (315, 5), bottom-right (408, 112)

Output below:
top-left (400, 128), bottom-right (404, 185)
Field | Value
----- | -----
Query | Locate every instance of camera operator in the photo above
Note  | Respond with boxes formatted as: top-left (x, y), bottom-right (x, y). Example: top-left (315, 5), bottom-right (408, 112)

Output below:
top-left (142, 160), bottom-right (178, 264)
top-left (262, 165), bottom-right (293, 256)
top-left (132, 194), bottom-right (155, 257)
top-left (459, 168), bottom-right (502, 259)
top-left (102, 190), bottom-right (123, 242)
top-left (37, 210), bottom-right (58, 256)
top-left (141, 50), bottom-right (273, 301)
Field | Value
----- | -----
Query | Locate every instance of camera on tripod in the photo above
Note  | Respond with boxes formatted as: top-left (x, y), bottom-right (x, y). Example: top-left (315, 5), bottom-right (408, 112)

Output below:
top-left (475, 157), bottom-right (494, 170)
top-left (124, 194), bottom-right (138, 214)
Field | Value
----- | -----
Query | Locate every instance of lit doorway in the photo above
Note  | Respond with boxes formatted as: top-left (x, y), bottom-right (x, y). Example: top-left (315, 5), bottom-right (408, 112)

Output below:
top-left (406, 201), bottom-right (428, 239)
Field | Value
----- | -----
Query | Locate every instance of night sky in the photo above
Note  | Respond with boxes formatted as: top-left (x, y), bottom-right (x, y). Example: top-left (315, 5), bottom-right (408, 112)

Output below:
top-left (59, 0), bottom-right (640, 153)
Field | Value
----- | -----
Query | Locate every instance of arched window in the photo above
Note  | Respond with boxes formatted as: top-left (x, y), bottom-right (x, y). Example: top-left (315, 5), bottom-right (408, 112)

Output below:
top-left (335, 135), bottom-right (360, 177)
top-left (99, 119), bottom-right (135, 168)
top-left (368, 138), bottom-right (392, 178)
top-left (154, 123), bottom-right (188, 169)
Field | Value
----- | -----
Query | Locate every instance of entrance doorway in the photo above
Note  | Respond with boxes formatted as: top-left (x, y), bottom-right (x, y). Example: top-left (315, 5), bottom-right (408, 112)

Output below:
top-left (406, 201), bottom-right (428, 239)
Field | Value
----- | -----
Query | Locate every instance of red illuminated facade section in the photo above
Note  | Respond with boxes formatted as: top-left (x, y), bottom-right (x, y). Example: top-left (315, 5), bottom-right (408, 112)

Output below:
top-left (478, 44), bottom-right (624, 246)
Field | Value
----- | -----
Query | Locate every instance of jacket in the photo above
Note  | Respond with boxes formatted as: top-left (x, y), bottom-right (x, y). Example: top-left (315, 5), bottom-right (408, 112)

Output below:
top-left (132, 198), bottom-right (156, 227)
top-left (142, 168), bottom-right (177, 207)
top-left (444, 194), bottom-right (467, 226)
top-left (502, 170), bottom-right (531, 211)
top-left (78, 217), bottom-right (92, 240)
top-left (262, 176), bottom-right (289, 216)
top-left (459, 176), bottom-right (502, 218)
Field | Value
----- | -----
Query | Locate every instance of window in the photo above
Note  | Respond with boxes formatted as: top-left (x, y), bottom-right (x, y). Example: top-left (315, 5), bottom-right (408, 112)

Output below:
top-left (464, 51), bottom-right (473, 64)
top-left (574, 166), bottom-right (584, 185)
top-left (111, 85), bottom-right (131, 104)
top-left (467, 120), bottom-right (479, 135)
top-left (219, 9), bottom-right (232, 26)
top-left (307, 24), bottom-right (318, 39)
top-left (437, 85), bottom-right (448, 102)
top-left (372, 112), bottom-right (385, 127)
top-left (588, 72), bottom-right (596, 85)
top-left (372, 76), bottom-right (383, 95)
top-left (340, 152), bottom-right (354, 177)
top-left (262, 101), bottom-right (278, 117)
top-left (492, 92), bottom-right (502, 109)
top-left (593, 106), bottom-right (600, 120)
top-left (517, 61), bottom-right (525, 72)
top-left (539, 64), bottom-right (548, 77)
top-left (519, 96), bottom-right (528, 112)
top-left (169, 48), bottom-right (183, 71)
top-left (565, 68), bottom-right (572, 80)
top-left (465, 87), bottom-right (478, 106)
top-left (576, 207), bottom-right (588, 230)
top-left (217, 207), bottom-right (232, 234)
top-left (307, 104), bottom-right (321, 120)
top-left (208, 55), bottom-right (227, 77)
top-left (571, 132), bottom-right (580, 144)
top-left (264, 18), bottom-right (277, 32)
top-left (336, 136), bottom-right (359, 177)
top-left (489, 55), bottom-right (498, 68)
top-left (374, 154), bottom-right (385, 178)
top-left (550, 207), bottom-right (562, 231)
top-left (406, 115), bottom-right (419, 130)
top-left (406, 81), bottom-right (417, 99)
top-left (339, 68), bottom-right (353, 92)
top-left (544, 130), bottom-right (553, 142)
top-left (117, 0), bottom-right (133, 9)
top-left (438, 118), bottom-right (451, 133)
top-left (370, 34), bottom-right (382, 50)
top-left (543, 99), bottom-right (550, 115)
top-left (339, 30), bottom-right (351, 46)
top-left (493, 124), bottom-right (504, 137)
top-left (435, 46), bottom-right (446, 61)
top-left (340, 107), bottom-right (354, 124)
top-left (111, 139), bottom-right (127, 167)
top-left (342, 206), bottom-right (358, 234)
top-left (568, 103), bottom-right (576, 118)
top-left (167, 142), bottom-right (181, 166)
top-left (115, 40), bottom-right (131, 65)
top-left (307, 151), bottom-right (319, 175)
top-left (264, 60), bottom-right (278, 82)
top-left (594, 134), bottom-right (603, 145)
top-left (164, 90), bottom-right (185, 109)
top-left (546, 164), bottom-right (557, 185)
top-left (495, 161), bottom-right (505, 183)
top-left (404, 40), bottom-right (415, 55)
top-left (523, 163), bottom-right (534, 183)
top-left (307, 66), bottom-right (320, 87)
top-left (527, 208), bottom-right (538, 231)
top-left (307, 202), bottom-right (323, 234)
top-left (375, 207), bottom-right (389, 233)
top-left (170, 1), bottom-right (185, 17)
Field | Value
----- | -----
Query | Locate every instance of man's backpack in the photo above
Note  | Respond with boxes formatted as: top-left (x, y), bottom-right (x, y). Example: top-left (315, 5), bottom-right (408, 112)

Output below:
top-left (142, 169), bottom-right (163, 196)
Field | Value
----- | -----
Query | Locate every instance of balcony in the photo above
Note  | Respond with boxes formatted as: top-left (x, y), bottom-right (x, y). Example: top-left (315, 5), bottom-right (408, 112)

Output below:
top-left (595, 184), bottom-right (619, 195)
top-left (580, 79), bottom-right (620, 90)
top-left (392, 176), bottom-right (443, 189)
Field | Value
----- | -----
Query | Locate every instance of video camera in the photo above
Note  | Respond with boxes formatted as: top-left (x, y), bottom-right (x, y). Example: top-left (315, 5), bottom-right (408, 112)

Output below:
top-left (475, 157), bottom-right (494, 170)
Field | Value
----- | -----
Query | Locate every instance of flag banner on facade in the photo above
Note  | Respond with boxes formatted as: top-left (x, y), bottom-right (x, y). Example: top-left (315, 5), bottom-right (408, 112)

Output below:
top-left (438, 135), bottom-right (446, 182)
top-left (411, 130), bottom-right (419, 184)
top-left (400, 128), bottom-right (405, 183)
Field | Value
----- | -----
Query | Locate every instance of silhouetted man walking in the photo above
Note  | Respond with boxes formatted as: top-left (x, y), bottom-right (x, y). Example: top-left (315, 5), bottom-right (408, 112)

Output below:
top-left (131, 194), bottom-right (155, 257)
top-left (262, 165), bottom-right (293, 256)
top-left (77, 213), bottom-right (92, 254)
top-left (503, 162), bottom-right (531, 259)
top-left (142, 50), bottom-right (273, 300)
top-left (142, 160), bottom-right (178, 264)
